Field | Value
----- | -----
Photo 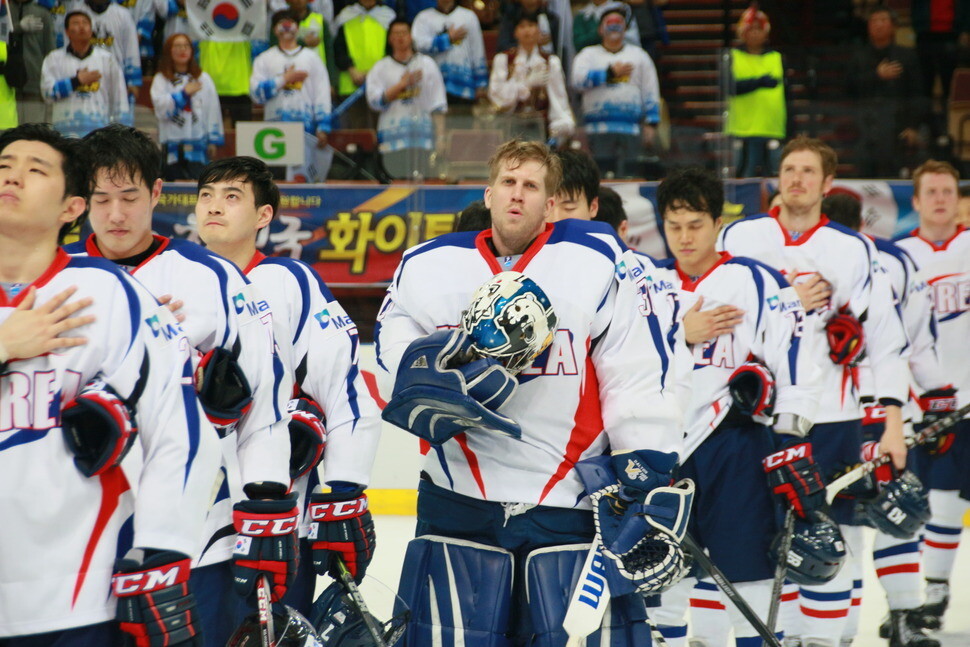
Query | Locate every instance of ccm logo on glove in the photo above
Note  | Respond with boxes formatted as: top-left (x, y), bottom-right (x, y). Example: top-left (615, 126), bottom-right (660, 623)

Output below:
top-left (233, 513), bottom-right (300, 536)
top-left (309, 497), bottom-right (369, 521)
top-left (763, 444), bottom-right (809, 469)
top-left (112, 559), bottom-right (190, 595)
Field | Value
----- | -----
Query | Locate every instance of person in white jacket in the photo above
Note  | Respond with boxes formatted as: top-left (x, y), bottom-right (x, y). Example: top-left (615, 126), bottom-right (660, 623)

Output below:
top-left (488, 12), bottom-right (574, 144)
top-left (151, 32), bottom-right (224, 180)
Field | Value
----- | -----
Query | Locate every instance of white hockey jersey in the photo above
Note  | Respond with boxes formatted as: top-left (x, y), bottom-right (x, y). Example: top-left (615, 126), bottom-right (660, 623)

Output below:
top-left (719, 209), bottom-right (910, 424)
top-left (116, 0), bottom-right (167, 57)
top-left (655, 254), bottom-right (820, 456)
top-left (0, 251), bottom-right (219, 637)
top-left (376, 219), bottom-right (684, 509)
top-left (251, 45), bottom-right (332, 134)
top-left (65, 0), bottom-right (142, 87)
top-left (412, 5), bottom-right (487, 100)
top-left (366, 53), bottom-right (447, 153)
top-left (66, 235), bottom-right (292, 566)
top-left (488, 47), bottom-right (575, 140)
top-left (571, 43), bottom-right (660, 135)
top-left (894, 227), bottom-right (970, 408)
top-left (151, 71), bottom-right (225, 165)
top-left (41, 45), bottom-right (129, 137)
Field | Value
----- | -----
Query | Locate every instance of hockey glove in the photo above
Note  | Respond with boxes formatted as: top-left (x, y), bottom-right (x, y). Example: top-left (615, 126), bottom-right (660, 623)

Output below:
top-left (287, 397), bottom-right (327, 480)
top-left (916, 387), bottom-right (958, 454)
top-left (824, 313), bottom-right (865, 366)
top-left (307, 486), bottom-right (375, 583)
top-left (864, 470), bottom-right (931, 539)
top-left (62, 378), bottom-right (138, 477)
top-left (381, 329), bottom-right (521, 445)
top-left (728, 360), bottom-right (776, 418)
top-left (763, 442), bottom-right (826, 519)
top-left (231, 482), bottom-right (300, 603)
top-left (113, 550), bottom-right (202, 647)
top-left (195, 346), bottom-right (253, 436)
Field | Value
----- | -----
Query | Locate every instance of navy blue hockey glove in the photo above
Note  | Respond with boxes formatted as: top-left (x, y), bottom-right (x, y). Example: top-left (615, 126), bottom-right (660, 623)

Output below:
top-left (575, 450), bottom-right (692, 595)
top-left (62, 377), bottom-right (138, 477)
top-left (916, 386), bottom-right (958, 454)
top-left (763, 442), bottom-right (826, 519)
top-left (195, 345), bottom-right (253, 435)
top-left (728, 360), bottom-right (776, 418)
top-left (381, 329), bottom-right (521, 445)
top-left (287, 396), bottom-right (327, 480)
top-left (113, 550), bottom-right (202, 647)
top-left (232, 482), bottom-right (300, 603)
top-left (307, 486), bottom-right (375, 583)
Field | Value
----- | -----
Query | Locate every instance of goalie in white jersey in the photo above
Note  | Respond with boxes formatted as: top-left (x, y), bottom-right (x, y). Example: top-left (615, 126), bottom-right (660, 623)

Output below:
top-left (63, 125), bottom-right (294, 647)
top-left (0, 124), bottom-right (219, 646)
top-left (194, 156), bottom-right (383, 617)
top-left (377, 140), bottom-right (690, 646)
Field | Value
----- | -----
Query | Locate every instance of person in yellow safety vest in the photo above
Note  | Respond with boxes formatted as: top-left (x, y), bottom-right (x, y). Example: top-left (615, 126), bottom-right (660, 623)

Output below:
top-left (724, 5), bottom-right (787, 178)
top-left (333, 0), bottom-right (396, 97)
top-left (0, 41), bottom-right (19, 129)
top-left (287, 0), bottom-right (338, 86)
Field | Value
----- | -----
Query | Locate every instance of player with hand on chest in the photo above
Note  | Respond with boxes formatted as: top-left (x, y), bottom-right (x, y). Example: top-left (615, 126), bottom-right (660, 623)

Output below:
top-left (63, 125), bottom-right (294, 647)
top-left (194, 156), bottom-right (382, 616)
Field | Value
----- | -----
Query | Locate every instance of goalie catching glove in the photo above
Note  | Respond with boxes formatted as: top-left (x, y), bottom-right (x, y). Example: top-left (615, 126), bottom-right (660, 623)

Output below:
top-left (231, 482), bottom-right (300, 603)
top-left (381, 329), bottom-right (521, 445)
top-left (113, 550), bottom-right (202, 647)
top-left (308, 486), bottom-right (375, 583)
top-left (62, 378), bottom-right (138, 477)
top-left (574, 450), bottom-right (693, 595)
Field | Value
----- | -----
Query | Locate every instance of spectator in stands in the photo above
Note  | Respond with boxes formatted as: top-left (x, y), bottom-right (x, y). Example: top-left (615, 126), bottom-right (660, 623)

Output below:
top-left (251, 10), bottom-right (333, 181)
top-left (271, 0), bottom-right (334, 30)
top-left (198, 14), bottom-right (268, 127)
top-left (911, 0), bottom-right (970, 108)
top-left (288, 0), bottom-right (338, 85)
top-left (82, 0), bottom-right (142, 102)
top-left (455, 198), bottom-right (490, 231)
top-left (846, 6), bottom-right (926, 178)
top-left (957, 184), bottom-right (970, 227)
top-left (548, 147), bottom-right (599, 222)
top-left (497, 0), bottom-right (559, 56)
top-left (151, 33), bottom-right (224, 180)
top-left (413, 0), bottom-right (488, 109)
top-left (161, 0), bottom-right (189, 51)
top-left (0, 41), bottom-right (18, 129)
top-left (10, 0), bottom-right (55, 124)
top-left (488, 12), bottom-right (574, 144)
top-left (333, 0), bottom-right (395, 127)
top-left (41, 10), bottom-right (129, 137)
top-left (366, 19), bottom-right (447, 180)
top-left (573, 0), bottom-right (639, 53)
top-left (725, 6), bottom-right (786, 178)
top-left (594, 184), bottom-right (629, 242)
top-left (572, 8), bottom-right (660, 178)
top-left (626, 0), bottom-right (666, 63)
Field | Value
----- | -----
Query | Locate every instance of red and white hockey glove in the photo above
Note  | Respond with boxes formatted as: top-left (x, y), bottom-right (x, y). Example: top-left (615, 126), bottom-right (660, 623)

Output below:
top-left (308, 486), bottom-right (376, 583)
top-left (861, 398), bottom-right (886, 428)
top-left (763, 442), bottom-right (826, 519)
top-left (287, 397), bottom-right (327, 480)
top-left (861, 440), bottom-right (896, 486)
top-left (825, 313), bottom-right (865, 366)
top-left (231, 483), bottom-right (300, 602)
top-left (112, 550), bottom-right (202, 647)
top-left (61, 378), bottom-right (138, 477)
top-left (916, 387), bottom-right (958, 455)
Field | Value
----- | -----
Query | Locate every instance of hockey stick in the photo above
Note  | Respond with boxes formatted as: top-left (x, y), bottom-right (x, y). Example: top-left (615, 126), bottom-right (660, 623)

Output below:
top-left (256, 575), bottom-right (276, 647)
top-left (681, 533), bottom-right (782, 647)
top-left (764, 508), bottom-right (795, 647)
top-left (563, 540), bottom-right (611, 647)
top-left (334, 557), bottom-right (393, 647)
top-left (825, 401), bottom-right (970, 504)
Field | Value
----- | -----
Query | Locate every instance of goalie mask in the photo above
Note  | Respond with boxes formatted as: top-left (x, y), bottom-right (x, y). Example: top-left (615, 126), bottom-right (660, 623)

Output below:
top-left (460, 271), bottom-right (558, 374)
top-left (310, 578), bottom-right (410, 646)
top-left (226, 605), bottom-right (322, 646)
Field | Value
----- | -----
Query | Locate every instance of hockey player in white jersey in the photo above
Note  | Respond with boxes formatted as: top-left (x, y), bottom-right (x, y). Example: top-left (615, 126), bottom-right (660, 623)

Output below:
top-left (718, 136), bottom-right (911, 647)
top-left (194, 156), bottom-right (383, 615)
top-left (0, 285), bottom-right (94, 361)
top-left (377, 139), bottom-right (690, 646)
top-left (412, 0), bottom-right (488, 102)
top-left (894, 160), bottom-right (970, 637)
top-left (0, 123), bottom-right (219, 646)
top-left (63, 125), bottom-right (294, 647)
top-left (251, 10), bottom-right (333, 182)
top-left (647, 167), bottom-right (822, 647)
top-left (41, 10), bottom-right (129, 137)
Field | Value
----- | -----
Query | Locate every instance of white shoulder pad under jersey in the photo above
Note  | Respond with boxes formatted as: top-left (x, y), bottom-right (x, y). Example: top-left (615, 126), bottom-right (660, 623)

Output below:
top-left (0, 252), bottom-right (218, 636)
top-left (657, 254), bottom-right (819, 456)
top-left (895, 227), bottom-right (970, 406)
top-left (376, 219), bottom-right (683, 509)
top-left (719, 210), bottom-right (907, 423)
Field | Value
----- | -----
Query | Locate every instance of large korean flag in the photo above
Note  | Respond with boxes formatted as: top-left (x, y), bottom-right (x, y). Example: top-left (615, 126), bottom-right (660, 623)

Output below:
top-left (187, 0), bottom-right (266, 42)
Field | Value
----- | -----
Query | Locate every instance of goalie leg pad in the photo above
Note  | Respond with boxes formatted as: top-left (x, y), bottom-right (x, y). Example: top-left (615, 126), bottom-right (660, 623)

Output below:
top-left (525, 544), bottom-right (650, 647)
top-left (397, 535), bottom-right (515, 647)
top-left (382, 330), bottom-right (521, 445)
